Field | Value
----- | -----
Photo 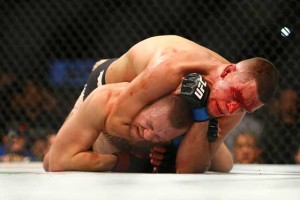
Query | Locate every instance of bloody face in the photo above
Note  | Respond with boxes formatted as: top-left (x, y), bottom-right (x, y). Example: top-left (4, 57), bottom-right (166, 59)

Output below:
top-left (207, 72), bottom-right (263, 117)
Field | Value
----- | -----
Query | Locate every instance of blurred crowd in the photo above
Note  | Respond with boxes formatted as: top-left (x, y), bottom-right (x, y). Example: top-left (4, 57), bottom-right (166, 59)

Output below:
top-left (0, 126), bottom-right (56, 162)
top-left (0, 72), bottom-right (59, 162)
top-left (226, 88), bottom-right (300, 164)
top-left (1, 72), bottom-right (300, 165)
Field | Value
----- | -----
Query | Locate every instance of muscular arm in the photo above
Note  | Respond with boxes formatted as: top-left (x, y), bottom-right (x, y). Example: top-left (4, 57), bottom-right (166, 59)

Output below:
top-left (176, 113), bottom-right (244, 173)
top-left (175, 122), bottom-right (211, 173)
top-left (106, 48), bottom-right (219, 138)
top-left (209, 143), bottom-right (233, 172)
top-left (46, 86), bottom-right (121, 172)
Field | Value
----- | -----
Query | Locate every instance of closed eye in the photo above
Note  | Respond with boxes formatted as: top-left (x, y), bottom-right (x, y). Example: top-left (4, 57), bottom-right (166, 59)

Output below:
top-left (147, 120), bottom-right (154, 130)
top-left (232, 89), bottom-right (249, 112)
top-left (233, 89), bottom-right (243, 104)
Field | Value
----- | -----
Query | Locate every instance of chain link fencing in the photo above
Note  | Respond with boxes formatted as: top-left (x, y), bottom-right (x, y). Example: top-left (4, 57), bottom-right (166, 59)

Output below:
top-left (1, 0), bottom-right (299, 164)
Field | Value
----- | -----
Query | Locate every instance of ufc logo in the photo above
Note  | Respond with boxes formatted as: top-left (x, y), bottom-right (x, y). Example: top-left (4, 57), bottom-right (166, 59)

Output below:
top-left (195, 76), bottom-right (207, 100)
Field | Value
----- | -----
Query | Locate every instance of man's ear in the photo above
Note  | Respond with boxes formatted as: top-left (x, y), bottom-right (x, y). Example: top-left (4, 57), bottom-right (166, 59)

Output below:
top-left (220, 64), bottom-right (236, 78)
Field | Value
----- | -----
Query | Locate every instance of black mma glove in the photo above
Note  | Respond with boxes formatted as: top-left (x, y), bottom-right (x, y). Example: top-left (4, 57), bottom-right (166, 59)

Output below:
top-left (180, 73), bottom-right (211, 122)
top-left (180, 73), bottom-right (218, 142)
top-left (111, 148), bottom-right (152, 173)
top-left (207, 119), bottom-right (218, 142)
top-left (156, 144), bottom-right (177, 173)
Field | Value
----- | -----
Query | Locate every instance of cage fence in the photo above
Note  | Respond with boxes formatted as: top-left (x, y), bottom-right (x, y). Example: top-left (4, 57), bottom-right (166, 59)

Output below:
top-left (1, 0), bottom-right (300, 164)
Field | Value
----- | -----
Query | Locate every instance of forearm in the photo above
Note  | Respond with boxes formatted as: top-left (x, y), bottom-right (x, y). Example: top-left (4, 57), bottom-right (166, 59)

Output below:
top-left (209, 143), bottom-right (233, 173)
top-left (207, 114), bottom-right (243, 172)
top-left (49, 151), bottom-right (117, 172)
top-left (106, 58), bottom-right (184, 138)
top-left (176, 114), bottom-right (244, 173)
top-left (176, 122), bottom-right (211, 173)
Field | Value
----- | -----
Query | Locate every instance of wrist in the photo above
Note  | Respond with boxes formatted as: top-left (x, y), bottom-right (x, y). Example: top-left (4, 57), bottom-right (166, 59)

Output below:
top-left (111, 152), bottom-right (130, 172)
top-left (192, 107), bottom-right (210, 122)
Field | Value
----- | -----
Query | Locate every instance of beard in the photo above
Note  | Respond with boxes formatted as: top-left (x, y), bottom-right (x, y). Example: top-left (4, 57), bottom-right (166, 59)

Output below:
top-left (128, 137), bottom-right (167, 148)
top-left (127, 132), bottom-right (167, 149)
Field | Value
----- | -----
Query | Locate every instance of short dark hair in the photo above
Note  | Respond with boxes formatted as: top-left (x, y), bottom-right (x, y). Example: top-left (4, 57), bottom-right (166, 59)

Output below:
top-left (240, 57), bottom-right (279, 103)
top-left (146, 94), bottom-right (193, 130)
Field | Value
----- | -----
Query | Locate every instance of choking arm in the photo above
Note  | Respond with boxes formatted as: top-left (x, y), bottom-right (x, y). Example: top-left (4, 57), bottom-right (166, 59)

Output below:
top-left (106, 55), bottom-right (185, 138)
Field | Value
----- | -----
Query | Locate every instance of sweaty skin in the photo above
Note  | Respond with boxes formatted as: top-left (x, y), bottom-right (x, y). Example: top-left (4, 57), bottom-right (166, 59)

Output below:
top-left (69, 35), bottom-right (265, 173)
top-left (46, 83), bottom-right (183, 172)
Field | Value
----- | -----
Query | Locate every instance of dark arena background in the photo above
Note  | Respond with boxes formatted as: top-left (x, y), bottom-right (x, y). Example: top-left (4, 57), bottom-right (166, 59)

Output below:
top-left (1, 1), bottom-right (300, 200)
top-left (1, 1), bottom-right (300, 166)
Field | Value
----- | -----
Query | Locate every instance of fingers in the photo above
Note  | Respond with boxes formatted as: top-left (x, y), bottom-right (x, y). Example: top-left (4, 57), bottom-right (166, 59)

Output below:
top-left (150, 152), bottom-right (164, 160)
top-left (150, 146), bottom-right (166, 168)
top-left (150, 158), bottom-right (162, 166)
top-left (150, 151), bottom-right (164, 166)
top-left (171, 83), bottom-right (182, 95)
top-left (151, 146), bottom-right (166, 153)
top-left (150, 146), bottom-right (169, 173)
top-left (150, 146), bottom-right (165, 166)
top-left (152, 166), bottom-right (159, 173)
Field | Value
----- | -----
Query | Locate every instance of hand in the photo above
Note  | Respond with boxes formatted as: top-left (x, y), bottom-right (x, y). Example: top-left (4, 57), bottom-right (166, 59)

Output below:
top-left (111, 148), bottom-right (152, 173)
top-left (180, 73), bottom-right (210, 108)
top-left (180, 73), bottom-right (211, 122)
top-left (151, 144), bottom-right (177, 173)
top-left (150, 146), bottom-right (167, 173)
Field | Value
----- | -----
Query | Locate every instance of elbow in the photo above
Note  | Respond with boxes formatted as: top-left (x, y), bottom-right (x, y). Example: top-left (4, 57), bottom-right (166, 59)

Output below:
top-left (221, 154), bottom-right (234, 173)
top-left (49, 159), bottom-right (67, 172)
top-left (43, 151), bottom-right (64, 172)
top-left (165, 64), bottom-right (185, 84)
top-left (49, 163), bottom-right (65, 172)
top-left (43, 153), bottom-right (50, 172)
top-left (176, 161), bottom-right (211, 174)
top-left (222, 159), bottom-right (234, 173)
top-left (153, 58), bottom-right (184, 84)
top-left (47, 155), bottom-right (68, 172)
top-left (209, 157), bottom-right (234, 173)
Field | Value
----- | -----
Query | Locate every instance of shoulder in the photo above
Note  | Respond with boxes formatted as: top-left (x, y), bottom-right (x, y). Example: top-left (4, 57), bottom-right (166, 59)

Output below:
top-left (81, 83), bottom-right (128, 115)
top-left (87, 83), bottom-right (128, 104)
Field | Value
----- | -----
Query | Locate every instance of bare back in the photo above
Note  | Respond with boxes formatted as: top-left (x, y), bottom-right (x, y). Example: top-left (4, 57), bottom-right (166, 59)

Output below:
top-left (106, 35), bottom-right (230, 84)
top-left (105, 35), bottom-right (231, 137)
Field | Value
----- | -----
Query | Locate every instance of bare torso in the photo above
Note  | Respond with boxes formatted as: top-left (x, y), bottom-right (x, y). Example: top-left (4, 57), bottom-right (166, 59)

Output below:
top-left (105, 35), bottom-right (230, 84)
top-left (46, 35), bottom-right (236, 173)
